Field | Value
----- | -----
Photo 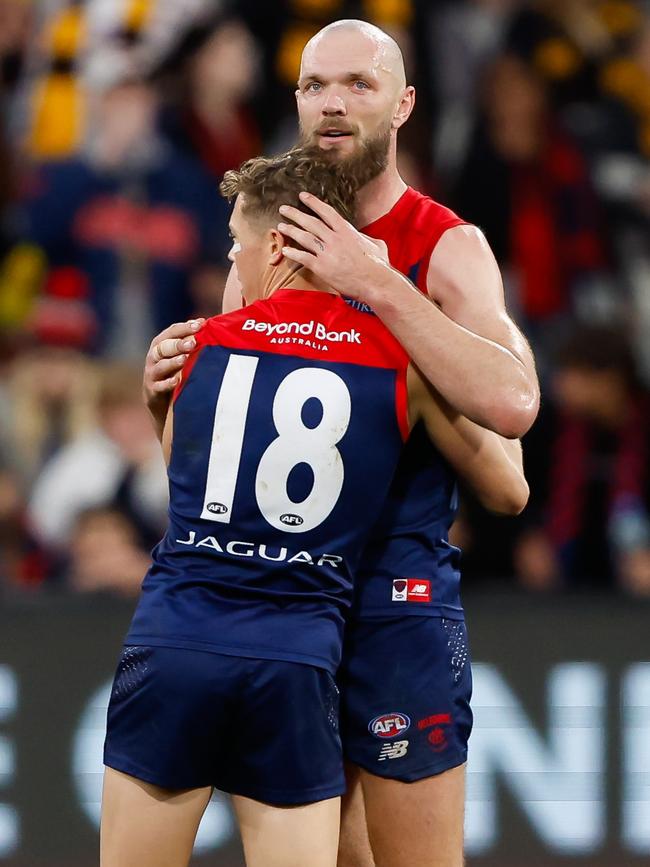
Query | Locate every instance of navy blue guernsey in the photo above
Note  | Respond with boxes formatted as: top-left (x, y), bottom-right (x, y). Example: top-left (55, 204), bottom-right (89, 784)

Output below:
top-left (126, 290), bottom-right (410, 673)
top-left (352, 187), bottom-right (468, 619)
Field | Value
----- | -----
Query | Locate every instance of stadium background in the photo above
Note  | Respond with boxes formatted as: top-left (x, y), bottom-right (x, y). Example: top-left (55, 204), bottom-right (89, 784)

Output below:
top-left (0, 0), bottom-right (649, 864)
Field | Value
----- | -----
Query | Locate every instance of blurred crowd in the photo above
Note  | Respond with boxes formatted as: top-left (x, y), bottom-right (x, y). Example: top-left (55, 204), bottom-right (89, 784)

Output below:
top-left (0, 0), bottom-right (649, 600)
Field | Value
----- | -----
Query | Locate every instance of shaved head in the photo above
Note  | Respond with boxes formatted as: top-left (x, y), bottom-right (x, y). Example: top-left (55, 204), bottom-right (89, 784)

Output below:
top-left (301, 19), bottom-right (407, 92)
top-left (295, 18), bottom-right (415, 185)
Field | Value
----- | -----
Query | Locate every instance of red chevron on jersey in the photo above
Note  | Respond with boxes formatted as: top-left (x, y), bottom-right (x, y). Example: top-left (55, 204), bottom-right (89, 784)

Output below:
top-left (201, 290), bottom-right (408, 368)
top-left (174, 288), bottom-right (410, 440)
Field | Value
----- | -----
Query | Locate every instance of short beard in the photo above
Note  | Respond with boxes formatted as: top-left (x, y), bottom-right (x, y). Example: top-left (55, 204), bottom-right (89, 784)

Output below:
top-left (299, 122), bottom-right (391, 190)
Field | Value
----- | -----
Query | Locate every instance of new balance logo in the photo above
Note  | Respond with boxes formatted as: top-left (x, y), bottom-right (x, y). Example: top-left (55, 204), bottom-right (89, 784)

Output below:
top-left (378, 740), bottom-right (409, 761)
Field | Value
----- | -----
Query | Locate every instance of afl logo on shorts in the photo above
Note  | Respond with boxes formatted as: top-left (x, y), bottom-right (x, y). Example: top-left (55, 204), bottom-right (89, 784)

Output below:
top-left (280, 513), bottom-right (303, 526)
top-left (206, 502), bottom-right (228, 515)
top-left (368, 712), bottom-right (411, 739)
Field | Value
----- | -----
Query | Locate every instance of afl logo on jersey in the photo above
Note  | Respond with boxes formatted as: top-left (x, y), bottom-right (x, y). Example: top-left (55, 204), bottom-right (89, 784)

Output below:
top-left (206, 502), bottom-right (228, 515)
top-left (369, 712), bottom-right (411, 739)
top-left (280, 513), bottom-right (303, 527)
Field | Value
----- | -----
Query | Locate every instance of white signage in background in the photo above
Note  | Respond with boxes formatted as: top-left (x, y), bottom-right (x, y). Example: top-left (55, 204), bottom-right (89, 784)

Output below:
top-left (0, 665), bottom-right (18, 857)
top-left (465, 663), bottom-right (606, 855)
top-left (71, 681), bottom-right (235, 853)
top-left (66, 661), bottom-right (650, 859)
top-left (622, 662), bottom-right (650, 853)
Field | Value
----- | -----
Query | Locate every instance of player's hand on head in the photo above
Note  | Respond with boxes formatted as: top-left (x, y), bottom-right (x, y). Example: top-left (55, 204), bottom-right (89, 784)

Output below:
top-left (143, 319), bottom-right (204, 404)
top-left (278, 191), bottom-right (390, 301)
top-left (362, 234), bottom-right (389, 262)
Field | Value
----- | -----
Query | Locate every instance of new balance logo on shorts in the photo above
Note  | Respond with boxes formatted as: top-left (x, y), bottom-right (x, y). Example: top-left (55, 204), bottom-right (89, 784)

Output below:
top-left (378, 740), bottom-right (409, 761)
top-left (391, 578), bottom-right (431, 602)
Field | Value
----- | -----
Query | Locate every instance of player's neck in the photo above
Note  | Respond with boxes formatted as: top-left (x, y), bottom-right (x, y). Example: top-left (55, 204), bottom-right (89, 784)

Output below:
top-left (355, 162), bottom-right (408, 229)
top-left (262, 263), bottom-right (336, 299)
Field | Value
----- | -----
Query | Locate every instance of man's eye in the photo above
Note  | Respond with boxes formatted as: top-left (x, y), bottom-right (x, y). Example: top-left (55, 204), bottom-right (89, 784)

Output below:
top-left (305, 82), bottom-right (322, 92)
top-left (354, 80), bottom-right (369, 90)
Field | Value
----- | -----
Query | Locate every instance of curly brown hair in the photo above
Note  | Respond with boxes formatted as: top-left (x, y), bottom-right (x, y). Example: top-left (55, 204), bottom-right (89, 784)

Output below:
top-left (219, 146), bottom-right (358, 226)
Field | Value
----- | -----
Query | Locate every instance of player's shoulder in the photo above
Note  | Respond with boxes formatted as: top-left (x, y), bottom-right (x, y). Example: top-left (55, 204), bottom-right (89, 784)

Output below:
top-left (404, 187), bottom-right (468, 236)
top-left (386, 188), bottom-right (473, 271)
top-left (404, 189), bottom-right (496, 271)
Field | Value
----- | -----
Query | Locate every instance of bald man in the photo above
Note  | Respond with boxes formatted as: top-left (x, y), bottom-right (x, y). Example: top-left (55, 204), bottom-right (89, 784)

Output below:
top-left (143, 19), bottom-right (539, 867)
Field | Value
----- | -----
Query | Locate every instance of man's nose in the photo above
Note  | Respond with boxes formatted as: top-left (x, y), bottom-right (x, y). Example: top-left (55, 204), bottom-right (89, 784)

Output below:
top-left (321, 90), bottom-right (346, 116)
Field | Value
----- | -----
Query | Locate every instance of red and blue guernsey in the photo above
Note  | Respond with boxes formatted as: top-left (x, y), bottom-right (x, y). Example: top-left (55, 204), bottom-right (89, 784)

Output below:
top-left (351, 187), bottom-right (468, 620)
top-left (126, 289), bottom-right (410, 674)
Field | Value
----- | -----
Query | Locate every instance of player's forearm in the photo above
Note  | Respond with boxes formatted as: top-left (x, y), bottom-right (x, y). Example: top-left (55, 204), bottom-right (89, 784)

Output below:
top-left (455, 429), bottom-right (529, 516)
top-left (366, 265), bottom-right (538, 439)
top-left (471, 433), bottom-right (529, 515)
top-left (492, 435), bottom-right (529, 514)
top-left (145, 391), bottom-right (169, 444)
top-left (417, 395), bottom-right (529, 516)
top-left (499, 436), bottom-right (524, 476)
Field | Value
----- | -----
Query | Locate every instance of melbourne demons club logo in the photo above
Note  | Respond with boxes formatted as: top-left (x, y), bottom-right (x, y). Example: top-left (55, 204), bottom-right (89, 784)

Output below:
top-left (368, 712), bottom-right (411, 739)
top-left (392, 578), bottom-right (431, 602)
top-left (417, 713), bottom-right (452, 752)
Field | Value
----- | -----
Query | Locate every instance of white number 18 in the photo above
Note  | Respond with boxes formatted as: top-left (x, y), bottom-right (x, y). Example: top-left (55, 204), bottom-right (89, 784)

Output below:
top-left (200, 354), bottom-right (352, 533)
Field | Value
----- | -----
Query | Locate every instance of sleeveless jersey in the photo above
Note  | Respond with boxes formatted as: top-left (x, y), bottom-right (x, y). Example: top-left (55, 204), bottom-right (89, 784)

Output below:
top-left (126, 289), bottom-right (410, 673)
top-left (352, 187), bottom-right (468, 620)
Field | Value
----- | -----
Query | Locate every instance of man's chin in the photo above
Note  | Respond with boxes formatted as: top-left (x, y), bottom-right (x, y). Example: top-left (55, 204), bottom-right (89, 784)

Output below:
top-left (302, 127), bottom-right (390, 187)
top-left (315, 136), bottom-right (357, 155)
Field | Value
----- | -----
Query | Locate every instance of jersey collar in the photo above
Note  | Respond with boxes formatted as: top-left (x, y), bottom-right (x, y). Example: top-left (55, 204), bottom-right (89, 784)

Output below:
top-left (360, 186), bottom-right (417, 235)
top-left (264, 288), bottom-right (342, 306)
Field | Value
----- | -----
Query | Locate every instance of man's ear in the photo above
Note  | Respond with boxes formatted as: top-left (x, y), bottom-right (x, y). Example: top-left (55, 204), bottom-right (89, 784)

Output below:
top-left (392, 85), bottom-right (415, 130)
top-left (269, 227), bottom-right (285, 265)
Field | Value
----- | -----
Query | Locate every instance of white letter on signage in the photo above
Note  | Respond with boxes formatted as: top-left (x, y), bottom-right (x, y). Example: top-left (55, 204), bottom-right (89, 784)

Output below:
top-left (0, 666), bottom-right (18, 857)
top-left (465, 663), bottom-right (605, 854)
top-left (622, 663), bottom-right (650, 852)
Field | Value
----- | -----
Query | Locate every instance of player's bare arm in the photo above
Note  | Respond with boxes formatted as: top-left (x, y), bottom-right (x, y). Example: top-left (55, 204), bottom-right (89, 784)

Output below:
top-left (161, 404), bottom-right (173, 466)
top-left (280, 192), bottom-right (539, 439)
top-left (407, 364), bottom-right (529, 515)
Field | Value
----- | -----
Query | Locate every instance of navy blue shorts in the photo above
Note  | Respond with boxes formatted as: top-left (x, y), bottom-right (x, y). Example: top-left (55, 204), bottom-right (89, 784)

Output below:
top-left (103, 645), bottom-right (344, 805)
top-left (339, 617), bottom-right (473, 781)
